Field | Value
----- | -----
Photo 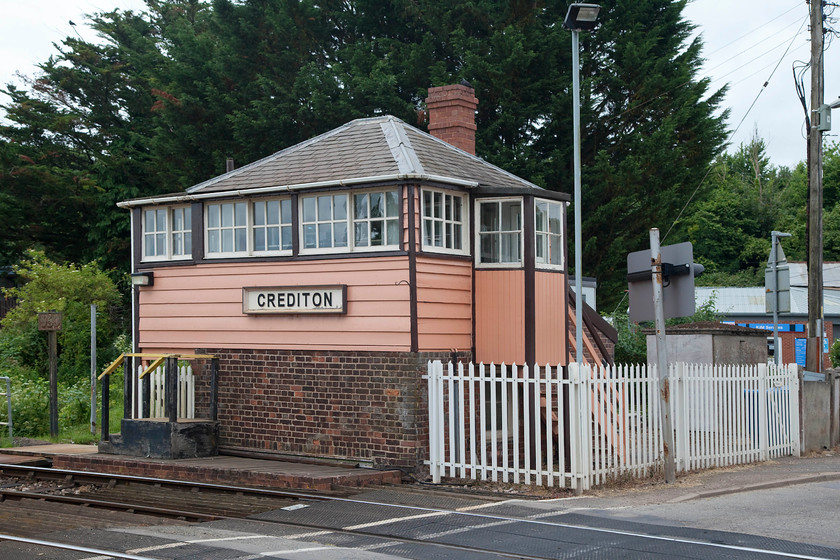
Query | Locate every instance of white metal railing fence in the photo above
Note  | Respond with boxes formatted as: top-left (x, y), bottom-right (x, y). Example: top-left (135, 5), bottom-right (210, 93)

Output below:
top-left (134, 363), bottom-right (195, 420)
top-left (0, 376), bottom-right (11, 439)
top-left (426, 361), bottom-right (799, 491)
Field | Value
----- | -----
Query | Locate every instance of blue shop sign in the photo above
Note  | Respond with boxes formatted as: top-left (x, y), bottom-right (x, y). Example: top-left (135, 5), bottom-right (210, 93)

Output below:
top-left (721, 322), bottom-right (806, 333)
top-left (795, 338), bottom-right (807, 367)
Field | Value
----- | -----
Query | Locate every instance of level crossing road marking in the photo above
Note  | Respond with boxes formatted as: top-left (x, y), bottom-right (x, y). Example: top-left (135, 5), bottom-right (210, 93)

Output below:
top-left (81, 534), bottom-right (291, 560)
top-left (357, 540), bottom-right (407, 551)
top-left (238, 546), bottom-right (335, 558)
top-left (285, 530), bottom-right (334, 539)
top-left (419, 518), bottom-right (518, 540)
top-left (455, 499), bottom-right (518, 511)
top-left (342, 510), bottom-right (450, 530)
top-left (339, 498), bottom-right (518, 531)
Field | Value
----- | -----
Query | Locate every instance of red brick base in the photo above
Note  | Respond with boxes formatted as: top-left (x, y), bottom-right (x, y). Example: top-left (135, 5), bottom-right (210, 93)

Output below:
top-left (194, 349), bottom-right (471, 471)
top-left (53, 454), bottom-right (401, 491)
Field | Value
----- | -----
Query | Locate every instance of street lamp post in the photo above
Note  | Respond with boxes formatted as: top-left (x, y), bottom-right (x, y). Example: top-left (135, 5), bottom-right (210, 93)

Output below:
top-left (564, 3), bottom-right (600, 364)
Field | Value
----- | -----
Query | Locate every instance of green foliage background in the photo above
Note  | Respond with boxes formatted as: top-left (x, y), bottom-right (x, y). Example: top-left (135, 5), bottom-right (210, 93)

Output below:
top-left (0, 0), bottom-right (728, 312)
top-left (0, 1), bottom-right (836, 385)
top-left (0, 251), bottom-right (125, 437)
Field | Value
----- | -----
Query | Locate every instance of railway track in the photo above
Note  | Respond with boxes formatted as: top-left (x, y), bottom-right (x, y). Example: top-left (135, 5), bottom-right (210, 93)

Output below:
top-left (0, 464), bottom-right (309, 532)
top-left (0, 463), bottom-right (838, 560)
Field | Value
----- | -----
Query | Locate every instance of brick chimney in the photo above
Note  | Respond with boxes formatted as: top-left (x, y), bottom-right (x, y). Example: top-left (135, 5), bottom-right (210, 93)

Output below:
top-left (425, 84), bottom-right (478, 155)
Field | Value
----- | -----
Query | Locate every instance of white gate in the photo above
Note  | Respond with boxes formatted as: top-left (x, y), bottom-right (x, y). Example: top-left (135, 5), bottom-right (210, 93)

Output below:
top-left (426, 361), bottom-right (799, 490)
top-left (134, 363), bottom-right (195, 420)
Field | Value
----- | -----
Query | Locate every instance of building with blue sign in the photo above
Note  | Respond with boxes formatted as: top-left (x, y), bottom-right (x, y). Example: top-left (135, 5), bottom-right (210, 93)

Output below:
top-left (696, 284), bottom-right (840, 367)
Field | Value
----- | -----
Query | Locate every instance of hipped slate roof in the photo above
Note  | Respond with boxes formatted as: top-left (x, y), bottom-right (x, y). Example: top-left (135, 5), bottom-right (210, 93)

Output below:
top-left (119, 115), bottom-right (565, 207)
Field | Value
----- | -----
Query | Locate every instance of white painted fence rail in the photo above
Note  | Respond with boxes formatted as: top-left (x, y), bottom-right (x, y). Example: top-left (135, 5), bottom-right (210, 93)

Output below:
top-left (426, 361), bottom-right (799, 491)
top-left (133, 363), bottom-right (195, 420)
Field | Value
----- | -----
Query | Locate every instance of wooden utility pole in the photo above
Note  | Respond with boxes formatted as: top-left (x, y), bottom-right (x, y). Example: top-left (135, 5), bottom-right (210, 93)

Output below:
top-left (37, 311), bottom-right (62, 438)
top-left (807, 0), bottom-right (824, 372)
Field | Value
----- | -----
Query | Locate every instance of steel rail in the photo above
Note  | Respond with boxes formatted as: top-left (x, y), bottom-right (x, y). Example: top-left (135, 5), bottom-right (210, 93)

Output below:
top-left (0, 488), bottom-right (219, 522)
top-left (0, 463), bottom-right (332, 500)
top-left (0, 534), bottom-right (155, 560)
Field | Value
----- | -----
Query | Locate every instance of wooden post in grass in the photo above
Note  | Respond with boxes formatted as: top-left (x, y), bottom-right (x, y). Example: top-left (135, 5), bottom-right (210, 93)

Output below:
top-left (37, 311), bottom-right (62, 438)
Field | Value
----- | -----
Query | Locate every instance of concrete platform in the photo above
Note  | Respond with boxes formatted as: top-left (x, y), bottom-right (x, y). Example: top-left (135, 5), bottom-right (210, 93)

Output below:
top-left (0, 445), bottom-right (402, 491)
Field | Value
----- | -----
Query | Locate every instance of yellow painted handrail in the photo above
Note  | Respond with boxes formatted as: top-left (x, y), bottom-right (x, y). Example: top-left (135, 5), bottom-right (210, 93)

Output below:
top-left (98, 352), bottom-right (216, 380)
top-left (98, 353), bottom-right (125, 380)
top-left (138, 356), bottom-right (167, 380)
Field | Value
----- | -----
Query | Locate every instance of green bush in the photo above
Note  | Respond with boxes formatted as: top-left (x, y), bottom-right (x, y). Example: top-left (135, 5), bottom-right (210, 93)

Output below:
top-left (59, 380), bottom-right (92, 427)
top-left (0, 250), bottom-right (124, 385)
top-left (9, 376), bottom-right (50, 438)
top-left (0, 250), bottom-right (129, 440)
top-left (830, 339), bottom-right (840, 368)
top-left (611, 311), bottom-right (647, 364)
top-left (0, 364), bottom-right (126, 439)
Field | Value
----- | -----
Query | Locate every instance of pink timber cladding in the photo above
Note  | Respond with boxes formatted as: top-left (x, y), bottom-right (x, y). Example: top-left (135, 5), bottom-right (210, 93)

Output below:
top-left (416, 256), bottom-right (472, 351)
top-left (535, 271), bottom-right (567, 365)
top-left (474, 270), bottom-right (526, 364)
top-left (473, 270), bottom-right (568, 365)
top-left (139, 258), bottom-right (411, 354)
top-left (138, 254), bottom-right (472, 355)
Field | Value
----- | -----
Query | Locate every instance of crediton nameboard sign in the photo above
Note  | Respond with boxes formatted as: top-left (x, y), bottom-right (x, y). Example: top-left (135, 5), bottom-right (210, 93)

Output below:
top-left (243, 285), bottom-right (347, 315)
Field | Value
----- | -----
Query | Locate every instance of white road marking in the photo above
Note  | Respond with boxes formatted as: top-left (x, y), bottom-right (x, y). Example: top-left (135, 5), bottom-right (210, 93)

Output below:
top-left (419, 518), bottom-right (517, 539)
top-left (342, 510), bottom-right (449, 530)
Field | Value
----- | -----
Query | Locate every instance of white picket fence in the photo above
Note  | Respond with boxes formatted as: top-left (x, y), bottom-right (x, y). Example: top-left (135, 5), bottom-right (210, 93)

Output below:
top-left (133, 363), bottom-right (196, 420)
top-left (426, 361), bottom-right (800, 491)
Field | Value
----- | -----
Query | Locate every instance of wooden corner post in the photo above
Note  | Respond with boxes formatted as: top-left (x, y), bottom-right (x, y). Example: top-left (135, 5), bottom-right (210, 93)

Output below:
top-left (165, 356), bottom-right (178, 423)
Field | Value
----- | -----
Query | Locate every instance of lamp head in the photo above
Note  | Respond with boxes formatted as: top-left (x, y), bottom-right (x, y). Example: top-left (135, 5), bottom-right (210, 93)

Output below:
top-left (564, 3), bottom-right (601, 31)
top-left (130, 271), bottom-right (154, 287)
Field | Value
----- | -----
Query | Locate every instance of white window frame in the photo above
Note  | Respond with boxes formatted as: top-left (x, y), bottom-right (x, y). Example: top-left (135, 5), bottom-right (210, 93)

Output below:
top-left (352, 190), bottom-right (401, 250)
top-left (170, 206), bottom-right (192, 259)
top-left (475, 197), bottom-right (523, 268)
top-left (534, 198), bottom-right (564, 270)
top-left (141, 205), bottom-right (192, 262)
top-left (252, 198), bottom-right (293, 255)
top-left (206, 201), bottom-right (249, 257)
top-left (421, 188), bottom-right (469, 256)
top-left (298, 188), bottom-right (401, 256)
top-left (299, 192), bottom-right (350, 255)
top-left (205, 198), bottom-right (294, 258)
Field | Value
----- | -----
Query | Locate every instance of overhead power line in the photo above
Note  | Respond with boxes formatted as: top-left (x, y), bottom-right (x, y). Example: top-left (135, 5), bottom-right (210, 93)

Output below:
top-left (662, 14), bottom-right (808, 243)
top-left (701, 3), bottom-right (802, 57)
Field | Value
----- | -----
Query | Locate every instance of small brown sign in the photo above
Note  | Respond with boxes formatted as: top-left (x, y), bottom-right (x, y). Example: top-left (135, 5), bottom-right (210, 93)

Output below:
top-left (37, 311), bottom-right (63, 331)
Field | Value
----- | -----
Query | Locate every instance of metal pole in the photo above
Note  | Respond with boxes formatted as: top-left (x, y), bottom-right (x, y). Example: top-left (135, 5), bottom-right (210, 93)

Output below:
top-left (572, 27), bottom-right (584, 364)
top-left (650, 228), bottom-right (676, 483)
top-left (771, 236), bottom-right (780, 366)
top-left (90, 304), bottom-right (97, 434)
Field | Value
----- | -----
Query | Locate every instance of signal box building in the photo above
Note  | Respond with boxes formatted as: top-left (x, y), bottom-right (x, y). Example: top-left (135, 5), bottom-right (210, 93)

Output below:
top-left (119, 84), bottom-right (615, 469)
